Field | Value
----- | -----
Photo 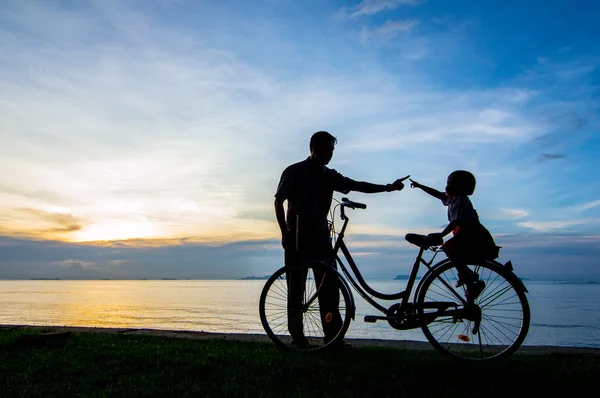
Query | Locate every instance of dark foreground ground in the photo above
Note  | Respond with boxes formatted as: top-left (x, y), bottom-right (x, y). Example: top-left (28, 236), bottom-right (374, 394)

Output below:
top-left (1, 325), bottom-right (599, 397)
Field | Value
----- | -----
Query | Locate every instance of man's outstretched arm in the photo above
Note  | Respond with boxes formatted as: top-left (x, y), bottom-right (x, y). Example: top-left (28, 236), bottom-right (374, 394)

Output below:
top-left (347, 175), bottom-right (409, 193)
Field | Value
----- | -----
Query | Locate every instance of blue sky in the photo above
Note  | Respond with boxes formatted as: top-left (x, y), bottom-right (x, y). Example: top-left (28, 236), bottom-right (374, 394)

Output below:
top-left (0, 0), bottom-right (599, 279)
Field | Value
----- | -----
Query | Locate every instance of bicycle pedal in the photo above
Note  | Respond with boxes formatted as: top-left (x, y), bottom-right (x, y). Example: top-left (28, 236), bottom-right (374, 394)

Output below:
top-left (364, 315), bottom-right (378, 323)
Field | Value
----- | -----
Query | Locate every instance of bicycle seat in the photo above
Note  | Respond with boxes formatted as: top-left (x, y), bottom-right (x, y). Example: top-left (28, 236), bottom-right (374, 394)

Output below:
top-left (405, 233), bottom-right (443, 249)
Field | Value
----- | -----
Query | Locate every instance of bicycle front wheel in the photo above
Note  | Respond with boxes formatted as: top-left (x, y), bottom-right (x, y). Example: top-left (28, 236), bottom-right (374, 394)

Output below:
top-left (259, 263), bottom-right (353, 351)
top-left (417, 260), bottom-right (530, 361)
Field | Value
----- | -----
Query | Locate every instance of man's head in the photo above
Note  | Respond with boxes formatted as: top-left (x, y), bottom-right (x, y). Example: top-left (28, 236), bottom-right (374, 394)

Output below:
top-left (309, 131), bottom-right (337, 165)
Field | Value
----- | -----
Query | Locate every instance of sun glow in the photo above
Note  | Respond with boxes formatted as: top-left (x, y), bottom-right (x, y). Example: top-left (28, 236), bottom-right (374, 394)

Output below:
top-left (72, 220), bottom-right (162, 242)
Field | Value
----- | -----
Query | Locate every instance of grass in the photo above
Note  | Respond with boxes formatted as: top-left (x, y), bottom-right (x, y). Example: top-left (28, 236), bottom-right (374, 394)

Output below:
top-left (1, 328), bottom-right (599, 397)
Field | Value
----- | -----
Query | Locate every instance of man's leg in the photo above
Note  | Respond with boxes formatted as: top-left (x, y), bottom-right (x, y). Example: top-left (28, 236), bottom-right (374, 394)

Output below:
top-left (285, 249), bottom-right (308, 343)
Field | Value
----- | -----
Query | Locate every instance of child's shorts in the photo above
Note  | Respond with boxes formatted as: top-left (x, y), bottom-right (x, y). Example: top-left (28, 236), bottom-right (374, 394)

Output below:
top-left (443, 225), bottom-right (499, 264)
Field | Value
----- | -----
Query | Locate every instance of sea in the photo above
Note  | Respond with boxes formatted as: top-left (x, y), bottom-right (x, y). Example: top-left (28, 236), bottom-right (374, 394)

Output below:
top-left (1, 279), bottom-right (599, 348)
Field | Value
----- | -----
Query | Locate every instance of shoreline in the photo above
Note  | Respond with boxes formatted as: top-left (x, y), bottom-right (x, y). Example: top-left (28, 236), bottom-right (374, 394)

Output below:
top-left (2, 324), bottom-right (600, 356)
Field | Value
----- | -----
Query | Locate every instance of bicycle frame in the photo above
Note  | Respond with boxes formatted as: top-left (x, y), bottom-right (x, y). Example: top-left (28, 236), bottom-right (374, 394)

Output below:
top-left (330, 204), bottom-right (452, 316)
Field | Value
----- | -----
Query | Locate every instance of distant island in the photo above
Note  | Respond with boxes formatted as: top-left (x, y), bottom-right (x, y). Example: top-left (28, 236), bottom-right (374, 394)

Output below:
top-left (394, 274), bottom-right (421, 280)
top-left (241, 275), bottom-right (313, 280)
top-left (395, 274), bottom-right (530, 281)
top-left (30, 278), bottom-right (61, 280)
top-left (161, 278), bottom-right (178, 280)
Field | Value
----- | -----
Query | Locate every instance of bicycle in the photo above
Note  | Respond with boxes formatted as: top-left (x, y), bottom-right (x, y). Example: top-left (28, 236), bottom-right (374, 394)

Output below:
top-left (259, 198), bottom-right (530, 361)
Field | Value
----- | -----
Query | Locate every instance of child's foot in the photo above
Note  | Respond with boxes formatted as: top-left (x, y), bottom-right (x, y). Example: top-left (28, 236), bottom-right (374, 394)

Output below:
top-left (466, 280), bottom-right (486, 302)
top-left (455, 271), bottom-right (479, 288)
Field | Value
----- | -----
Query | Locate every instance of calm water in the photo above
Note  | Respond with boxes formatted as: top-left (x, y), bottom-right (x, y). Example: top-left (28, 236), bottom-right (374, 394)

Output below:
top-left (1, 280), bottom-right (599, 348)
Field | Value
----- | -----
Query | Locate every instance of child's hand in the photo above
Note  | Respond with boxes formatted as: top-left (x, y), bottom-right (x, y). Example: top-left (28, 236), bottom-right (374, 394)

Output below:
top-left (423, 233), bottom-right (444, 246)
top-left (409, 178), bottom-right (421, 189)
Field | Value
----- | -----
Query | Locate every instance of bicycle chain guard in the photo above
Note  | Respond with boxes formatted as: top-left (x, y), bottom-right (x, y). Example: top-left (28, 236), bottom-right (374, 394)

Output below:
top-left (386, 303), bottom-right (422, 330)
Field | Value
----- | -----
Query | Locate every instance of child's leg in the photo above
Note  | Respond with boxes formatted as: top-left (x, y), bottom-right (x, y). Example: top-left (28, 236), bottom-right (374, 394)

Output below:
top-left (450, 259), bottom-right (479, 287)
top-left (448, 258), bottom-right (485, 302)
top-left (444, 235), bottom-right (486, 301)
top-left (443, 236), bottom-right (479, 286)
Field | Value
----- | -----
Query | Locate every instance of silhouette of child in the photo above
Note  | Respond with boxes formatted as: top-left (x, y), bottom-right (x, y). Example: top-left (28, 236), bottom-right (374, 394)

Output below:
top-left (408, 170), bottom-right (499, 301)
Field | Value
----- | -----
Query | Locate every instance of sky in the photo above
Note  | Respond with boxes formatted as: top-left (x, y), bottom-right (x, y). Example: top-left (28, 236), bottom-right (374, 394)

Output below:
top-left (1, 0), bottom-right (599, 280)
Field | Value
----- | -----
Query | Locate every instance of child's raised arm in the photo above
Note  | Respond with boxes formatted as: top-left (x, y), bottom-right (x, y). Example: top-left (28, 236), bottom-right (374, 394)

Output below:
top-left (409, 178), bottom-right (446, 200)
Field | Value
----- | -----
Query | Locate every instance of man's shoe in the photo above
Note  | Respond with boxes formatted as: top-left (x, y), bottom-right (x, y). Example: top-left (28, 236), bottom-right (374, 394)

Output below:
top-left (328, 340), bottom-right (353, 350)
top-left (291, 338), bottom-right (312, 349)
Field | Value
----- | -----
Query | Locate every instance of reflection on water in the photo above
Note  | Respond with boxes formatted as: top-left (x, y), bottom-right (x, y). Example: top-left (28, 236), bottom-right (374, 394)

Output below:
top-left (1, 280), bottom-right (599, 347)
top-left (0, 280), bottom-right (266, 334)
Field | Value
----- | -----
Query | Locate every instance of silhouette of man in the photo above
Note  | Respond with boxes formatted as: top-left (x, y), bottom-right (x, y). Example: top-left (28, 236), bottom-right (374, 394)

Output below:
top-left (274, 131), bottom-right (407, 348)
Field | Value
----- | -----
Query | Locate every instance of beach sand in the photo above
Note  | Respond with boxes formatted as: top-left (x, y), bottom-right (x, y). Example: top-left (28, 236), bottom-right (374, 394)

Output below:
top-left (2, 324), bottom-right (599, 356)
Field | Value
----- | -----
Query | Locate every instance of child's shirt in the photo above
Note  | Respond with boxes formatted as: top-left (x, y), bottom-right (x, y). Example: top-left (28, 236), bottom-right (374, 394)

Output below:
top-left (441, 195), bottom-right (479, 223)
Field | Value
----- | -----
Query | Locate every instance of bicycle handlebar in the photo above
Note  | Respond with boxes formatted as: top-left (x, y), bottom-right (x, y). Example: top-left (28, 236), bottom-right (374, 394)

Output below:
top-left (341, 197), bottom-right (367, 210)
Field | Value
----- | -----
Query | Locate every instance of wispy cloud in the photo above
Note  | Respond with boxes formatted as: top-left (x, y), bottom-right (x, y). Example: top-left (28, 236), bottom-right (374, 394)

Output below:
top-left (575, 200), bottom-right (600, 212)
top-left (5, 208), bottom-right (86, 236)
top-left (361, 19), bottom-right (419, 41)
top-left (517, 220), bottom-right (591, 232)
top-left (498, 208), bottom-right (529, 219)
top-left (340, 93), bottom-right (542, 152)
top-left (339, 0), bottom-right (421, 19)
top-left (52, 259), bottom-right (95, 269)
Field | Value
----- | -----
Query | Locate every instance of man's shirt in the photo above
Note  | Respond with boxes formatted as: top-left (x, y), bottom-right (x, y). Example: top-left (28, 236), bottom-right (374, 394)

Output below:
top-left (275, 158), bottom-right (354, 234)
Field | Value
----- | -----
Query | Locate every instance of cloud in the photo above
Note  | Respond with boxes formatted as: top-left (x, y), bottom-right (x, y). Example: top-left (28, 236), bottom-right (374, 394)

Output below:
top-left (576, 200), bottom-right (600, 212)
top-left (9, 208), bottom-right (86, 234)
top-left (52, 259), bottom-right (95, 269)
top-left (517, 220), bottom-right (592, 232)
top-left (361, 19), bottom-right (419, 41)
top-left (2, 233), bottom-right (600, 280)
top-left (497, 208), bottom-right (529, 219)
top-left (339, 95), bottom-right (542, 152)
top-left (339, 0), bottom-right (421, 19)
top-left (0, 1), bottom-right (544, 244)
top-left (1, 0), bottom-right (598, 259)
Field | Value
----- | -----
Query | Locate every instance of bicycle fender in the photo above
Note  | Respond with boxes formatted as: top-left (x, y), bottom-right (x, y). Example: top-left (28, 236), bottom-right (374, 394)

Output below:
top-left (488, 260), bottom-right (529, 294)
top-left (417, 259), bottom-right (529, 297)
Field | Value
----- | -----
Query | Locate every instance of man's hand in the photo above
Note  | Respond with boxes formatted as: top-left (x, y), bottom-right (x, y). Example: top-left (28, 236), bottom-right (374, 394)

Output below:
top-left (409, 178), bottom-right (421, 189)
top-left (390, 175), bottom-right (410, 191)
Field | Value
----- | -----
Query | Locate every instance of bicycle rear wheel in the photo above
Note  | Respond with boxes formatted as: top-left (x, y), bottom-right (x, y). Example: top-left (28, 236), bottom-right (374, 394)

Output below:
top-left (417, 260), bottom-right (530, 361)
top-left (259, 262), bottom-right (353, 351)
